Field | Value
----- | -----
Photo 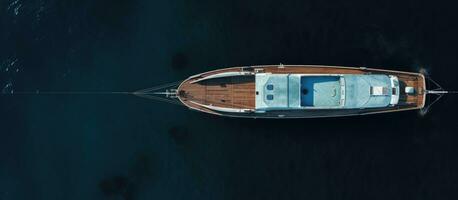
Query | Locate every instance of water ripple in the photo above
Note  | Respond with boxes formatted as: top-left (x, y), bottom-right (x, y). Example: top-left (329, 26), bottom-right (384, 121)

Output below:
top-left (36, 0), bottom-right (45, 23)
top-left (7, 0), bottom-right (22, 16)
top-left (1, 59), bottom-right (20, 73)
top-left (1, 58), bottom-right (21, 94)
top-left (2, 82), bottom-right (13, 94)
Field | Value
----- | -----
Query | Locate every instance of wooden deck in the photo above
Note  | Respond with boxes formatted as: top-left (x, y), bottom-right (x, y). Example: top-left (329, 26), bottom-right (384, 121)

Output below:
top-left (177, 65), bottom-right (426, 116)
top-left (178, 76), bottom-right (255, 109)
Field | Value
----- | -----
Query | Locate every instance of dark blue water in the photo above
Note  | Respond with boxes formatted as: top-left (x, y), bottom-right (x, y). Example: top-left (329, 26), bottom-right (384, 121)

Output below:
top-left (1, 0), bottom-right (458, 199)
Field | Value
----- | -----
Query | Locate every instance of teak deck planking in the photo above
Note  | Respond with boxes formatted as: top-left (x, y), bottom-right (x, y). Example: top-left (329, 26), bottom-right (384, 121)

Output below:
top-left (177, 65), bottom-right (426, 115)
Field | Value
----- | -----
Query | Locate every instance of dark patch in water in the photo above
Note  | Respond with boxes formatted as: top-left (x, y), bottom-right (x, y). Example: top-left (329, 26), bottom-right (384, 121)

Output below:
top-left (89, 0), bottom-right (138, 30)
top-left (168, 126), bottom-right (207, 186)
top-left (168, 125), bottom-right (190, 146)
top-left (98, 176), bottom-right (134, 200)
top-left (171, 52), bottom-right (189, 70)
top-left (98, 151), bottom-right (157, 199)
top-left (129, 151), bottom-right (156, 183)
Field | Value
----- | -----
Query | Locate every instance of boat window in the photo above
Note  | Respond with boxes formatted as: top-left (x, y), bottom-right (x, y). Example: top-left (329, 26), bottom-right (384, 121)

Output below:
top-left (392, 88), bottom-right (397, 95)
top-left (267, 84), bottom-right (274, 90)
top-left (266, 94), bottom-right (274, 100)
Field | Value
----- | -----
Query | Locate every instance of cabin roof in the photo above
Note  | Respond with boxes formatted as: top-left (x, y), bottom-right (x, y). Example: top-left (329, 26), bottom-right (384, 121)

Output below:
top-left (343, 75), bottom-right (392, 108)
top-left (255, 74), bottom-right (296, 109)
top-left (255, 73), bottom-right (394, 110)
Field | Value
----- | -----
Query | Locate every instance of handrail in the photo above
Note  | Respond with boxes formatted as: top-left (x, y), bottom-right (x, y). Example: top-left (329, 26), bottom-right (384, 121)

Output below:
top-left (190, 71), bottom-right (254, 83)
top-left (190, 101), bottom-right (254, 113)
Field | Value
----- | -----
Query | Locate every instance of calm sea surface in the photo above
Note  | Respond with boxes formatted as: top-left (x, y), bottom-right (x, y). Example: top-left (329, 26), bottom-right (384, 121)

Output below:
top-left (1, 0), bottom-right (458, 199)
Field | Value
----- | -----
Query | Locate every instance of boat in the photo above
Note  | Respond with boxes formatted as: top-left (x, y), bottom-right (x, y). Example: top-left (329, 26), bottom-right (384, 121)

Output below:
top-left (135, 65), bottom-right (453, 118)
top-left (5, 64), bottom-right (453, 118)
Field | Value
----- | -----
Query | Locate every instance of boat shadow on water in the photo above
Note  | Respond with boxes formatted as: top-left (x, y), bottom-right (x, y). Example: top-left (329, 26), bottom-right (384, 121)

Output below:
top-left (196, 110), bottom-right (437, 141)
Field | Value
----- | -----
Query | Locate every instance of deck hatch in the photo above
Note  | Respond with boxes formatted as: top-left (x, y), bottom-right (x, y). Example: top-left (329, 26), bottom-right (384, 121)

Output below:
top-left (255, 74), bottom-right (290, 109)
top-left (267, 84), bottom-right (274, 90)
top-left (343, 75), bottom-right (392, 108)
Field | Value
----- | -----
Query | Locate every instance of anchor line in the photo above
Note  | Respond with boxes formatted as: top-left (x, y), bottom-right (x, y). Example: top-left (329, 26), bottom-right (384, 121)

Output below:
top-left (425, 75), bottom-right (458, 93)
top-left (422, 93), bottom-right (444, 114)
top-left (422, 75), bottom-right (458, 114)
top-left (1, 80), bottom-right (184, 106)
top-left (426, 75), bottom-right (444, 91)
top-left (133, 80), bottom-right (182, 95)
top-left (3, 91), bottom-right (133, 95)
top-left (133, 93), bottom-right (184, 106)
